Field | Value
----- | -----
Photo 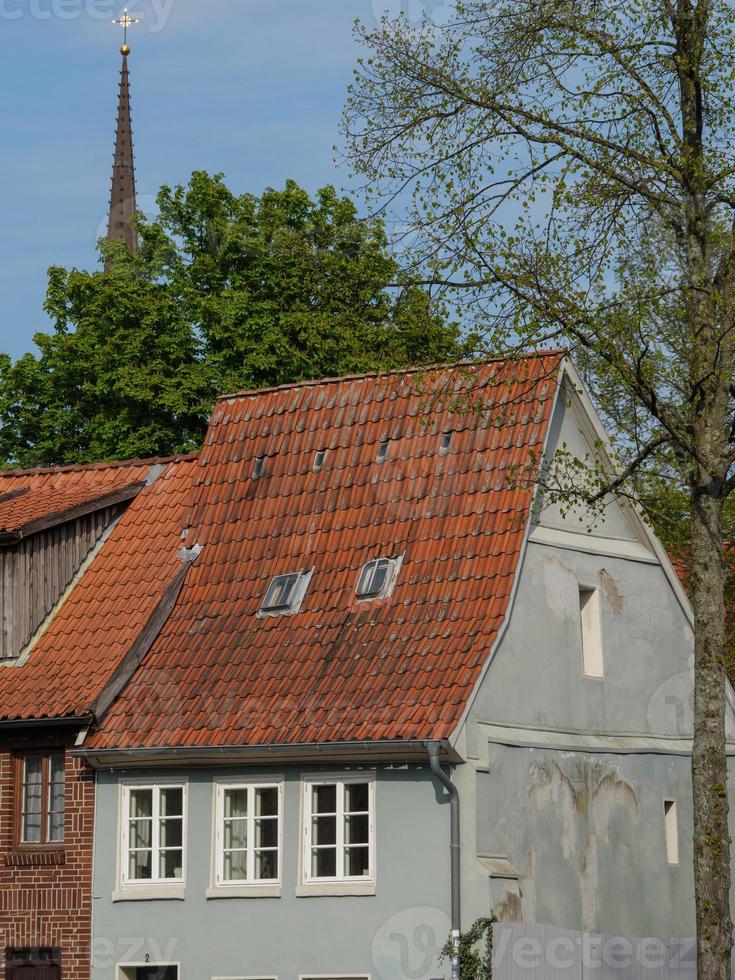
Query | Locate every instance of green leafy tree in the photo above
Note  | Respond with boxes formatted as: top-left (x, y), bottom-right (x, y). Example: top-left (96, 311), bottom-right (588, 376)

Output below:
top-left (343, 2), bottom-right (735, 977)
top-left (0, 175), bottom-right (465, 467)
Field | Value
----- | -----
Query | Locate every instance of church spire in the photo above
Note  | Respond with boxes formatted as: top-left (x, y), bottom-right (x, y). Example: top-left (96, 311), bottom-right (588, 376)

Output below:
top-left (107, 10), bottom-right (140, 257)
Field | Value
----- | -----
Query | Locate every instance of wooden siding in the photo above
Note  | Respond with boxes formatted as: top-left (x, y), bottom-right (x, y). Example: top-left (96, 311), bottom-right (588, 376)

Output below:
top-left (0, 507), bottom-right (120, 661)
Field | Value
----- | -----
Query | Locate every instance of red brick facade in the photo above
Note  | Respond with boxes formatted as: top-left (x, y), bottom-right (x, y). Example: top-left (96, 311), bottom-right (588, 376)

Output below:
top-left (0, 731), bottom-right (93, 980)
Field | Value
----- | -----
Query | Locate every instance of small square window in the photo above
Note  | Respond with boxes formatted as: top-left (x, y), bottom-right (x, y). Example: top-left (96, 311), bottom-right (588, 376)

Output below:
top-left (259, 571), bottom-right (312, 617)
top-left (356, 557), bottom-right (401, 600)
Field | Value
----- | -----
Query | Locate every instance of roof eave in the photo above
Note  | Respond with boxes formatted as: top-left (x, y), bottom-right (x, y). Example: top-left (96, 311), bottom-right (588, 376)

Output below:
top-left (74, 738), bottom-right (463, 770)
top-left (0, 481), bottom-right (146, 545)
top-left (0, 713), bottom-right (93, 732)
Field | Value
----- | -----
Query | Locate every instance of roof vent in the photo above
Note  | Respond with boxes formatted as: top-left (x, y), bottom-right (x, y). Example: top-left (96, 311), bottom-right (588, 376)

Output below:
top-left (376, 440), bottom-right (390, 463)
top-left (313, 449), bottom-right (327, 472)
top-left (440, 432), bottom-right (453, 454)
top-left (252, 457), bottom-right (266, 480)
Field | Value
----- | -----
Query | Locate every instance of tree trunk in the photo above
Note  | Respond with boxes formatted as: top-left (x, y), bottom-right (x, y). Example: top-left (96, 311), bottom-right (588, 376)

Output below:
top-left (691, 485), bottom-right (732, 980)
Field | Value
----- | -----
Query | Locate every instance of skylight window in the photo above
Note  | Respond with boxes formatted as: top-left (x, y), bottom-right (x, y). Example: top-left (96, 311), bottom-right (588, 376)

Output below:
top-left (314, 449), bottom-right (327, 472)
top-left (440, 431), bottom-right (453, 454)
top-left (259, 570), bottom-right (312, 617)
top-left (376, 440), bottom-right (390, 463)
top-left (356, 557), bottom-right (402, 600)
top-left (252, 457), bottom-right (266, 480)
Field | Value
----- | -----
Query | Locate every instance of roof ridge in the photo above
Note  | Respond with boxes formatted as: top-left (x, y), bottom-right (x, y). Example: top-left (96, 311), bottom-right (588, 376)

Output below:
top-left (215, 351), bottom-right (567, 404)
top-left (0, 452), bottom-right (200, 480)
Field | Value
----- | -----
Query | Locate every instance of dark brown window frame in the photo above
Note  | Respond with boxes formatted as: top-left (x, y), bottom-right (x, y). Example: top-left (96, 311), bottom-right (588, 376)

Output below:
top-left (13, 750), bottom-right (65, 850)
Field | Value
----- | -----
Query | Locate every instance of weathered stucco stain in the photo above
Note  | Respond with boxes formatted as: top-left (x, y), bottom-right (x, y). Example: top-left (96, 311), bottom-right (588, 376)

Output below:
top-left (600, 569), bottom-right (624, 615)
top-left (527, 757), bottom-right (640, 931)
top-left (495, 888), bottom-right (523, 923)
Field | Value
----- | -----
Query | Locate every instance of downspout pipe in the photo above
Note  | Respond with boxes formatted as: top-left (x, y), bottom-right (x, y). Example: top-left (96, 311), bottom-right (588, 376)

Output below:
top-left (428, 741), bottom-right (461, 980)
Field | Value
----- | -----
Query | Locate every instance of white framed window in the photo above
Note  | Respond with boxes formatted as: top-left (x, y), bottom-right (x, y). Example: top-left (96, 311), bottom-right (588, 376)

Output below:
top-left (215, 782), bottom-right (283, 886)
top-left (121, 784), bottom-right (186, 886)
top-left (259, 570), bottom-right (313, 617)
top-left (579, 585), bottom-right (604, 677)
top-left (303, 776), bottom-right (375, 884)
top-left (356, 557), bottom-right (402, 600)
top-left (664, 800), bottom-right (679, 865)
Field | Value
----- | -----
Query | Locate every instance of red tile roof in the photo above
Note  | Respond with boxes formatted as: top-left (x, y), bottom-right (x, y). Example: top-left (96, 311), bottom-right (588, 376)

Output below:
top-left (0, 456), bottom-right (200, 721)
top-left (0, 459), bottom-right (173, 537)
top-left (88, 355), bottom-right (563, 750)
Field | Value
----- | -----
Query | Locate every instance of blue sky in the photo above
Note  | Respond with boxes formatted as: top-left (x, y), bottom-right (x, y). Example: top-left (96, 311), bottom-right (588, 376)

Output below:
top-left (0, 0), bottom-right (449, 359)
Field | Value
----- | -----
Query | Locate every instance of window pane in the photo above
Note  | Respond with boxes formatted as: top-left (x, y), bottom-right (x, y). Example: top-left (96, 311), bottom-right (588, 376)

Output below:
top-left (129, 850), bottom-right (152, 880)
top-left (345, 782), bottom-right (369, 812)
top-left (345, 845), bottom-right (370, 877)
top-left (223, 849), bottom-right (247, 881)
top-left (160, 787), bottom-right (183, 817)
top-left (255, 818), bottom-right (278, 849)
top-left (129, 819), bottom-right (152, 849)
top-left (255, 787), bottom-right (278, 817)
top-left (371, 561), bottom-right (390, 594)
top-left (160, 817), bottom-right (182, 849)
top-left (313, 784), bottom-right (336, 813)
top-left (23, 781), bottom-right (42, 815)
top-left (312, 847), bottom-right (337, 878)
top-left (129, 789), bottom-right (153, 818)
top-left (48, 811), bottom-right (64, 842)
top-left (22, 813), bottom-right (41, 843)
top-left (313, 815), bottom-right (336, 846)
top-left (224, 819), bottom-right (247, 850)
top-left (159, 848), bottom-right (183, 879)
top-left (24, 757), bottom-right (42, 785)
top-left (49, 754), bottom-right (64, 783)
top-left (345, 813), bottom-right (369, 845)
top-left (255, 850), bottom-right (278, 880)
top-left (49, 780), bottom-right (65, 813)
top-left (224, 789), bottom-right (248, 820)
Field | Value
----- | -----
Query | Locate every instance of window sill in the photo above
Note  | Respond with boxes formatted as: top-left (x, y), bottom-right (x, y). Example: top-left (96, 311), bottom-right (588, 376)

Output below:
top-left (206, 884), bottom-right (281, 900)
top-left (112, 885), bottom-right (185, 902)
top-left (296, 881), bottom-right (376, 897)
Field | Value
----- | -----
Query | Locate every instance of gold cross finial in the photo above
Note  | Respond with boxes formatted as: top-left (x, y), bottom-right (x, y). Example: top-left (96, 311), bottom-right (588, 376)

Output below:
top-left (113, 8), bottom-right (141, 51)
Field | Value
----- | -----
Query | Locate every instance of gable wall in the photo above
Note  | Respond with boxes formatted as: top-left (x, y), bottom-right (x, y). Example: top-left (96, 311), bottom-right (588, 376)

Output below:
top-left (0, 507), bottom-right (120, 662)
top-left (453, 387), bottom-right (716, 938)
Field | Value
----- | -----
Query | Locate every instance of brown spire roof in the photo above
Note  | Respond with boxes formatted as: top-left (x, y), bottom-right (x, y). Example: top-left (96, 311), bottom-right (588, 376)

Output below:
top-left (107, 47), bottom-right (138, 256)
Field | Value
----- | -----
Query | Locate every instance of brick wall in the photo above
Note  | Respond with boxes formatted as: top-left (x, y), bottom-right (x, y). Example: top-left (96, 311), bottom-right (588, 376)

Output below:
top-left (0, 732), bottom-right (93, 980)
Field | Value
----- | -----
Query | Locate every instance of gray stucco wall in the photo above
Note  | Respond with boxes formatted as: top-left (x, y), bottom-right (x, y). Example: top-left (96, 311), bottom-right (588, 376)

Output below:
top-left (456, 532), bottom-right (735, 938)
top-left (464, 744), bottom-right (696, 937)
top-left (92, 763), bottom-right (451, 980)
top-left (470, 541), bottom-right (694, 738)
